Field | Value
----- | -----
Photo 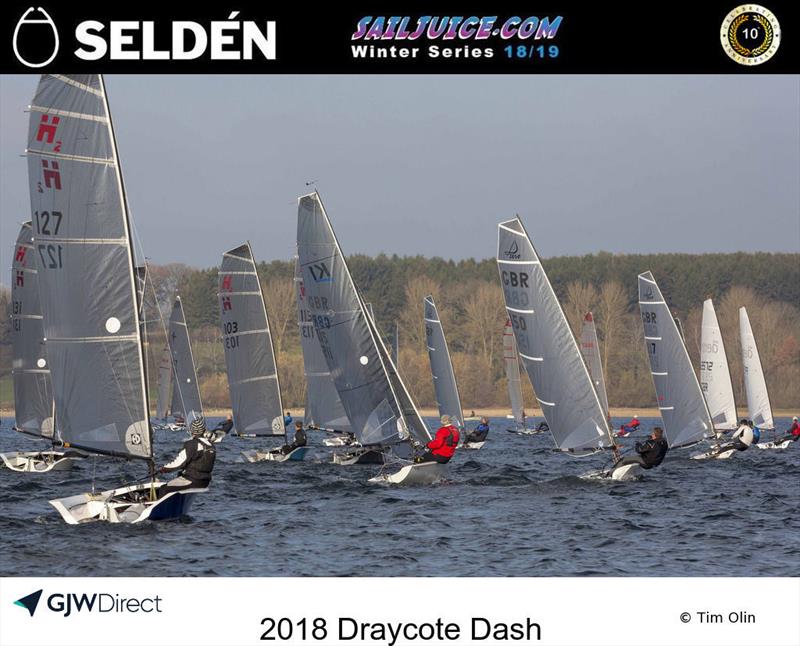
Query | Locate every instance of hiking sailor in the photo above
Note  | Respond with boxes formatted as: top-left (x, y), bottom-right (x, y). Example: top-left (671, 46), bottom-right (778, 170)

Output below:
top-left (273, 420), bottom-right (307, 456)
top-left (613, 427), bottom-right (669, 470)
top-left (465, 416), bottom-right (490, 444)
top-left (716, 420), bottom-right (754, 453)
top-left (417, 415), bottom-right (460, 464)
top-left (158, 416), bottom-right (216, 496)
top-left (209, 415), bottom-right (233, 441)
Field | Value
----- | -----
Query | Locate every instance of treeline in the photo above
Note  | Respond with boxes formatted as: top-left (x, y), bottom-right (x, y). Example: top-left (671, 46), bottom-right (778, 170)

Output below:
top-left (2, 252), bottom-right (798, 411)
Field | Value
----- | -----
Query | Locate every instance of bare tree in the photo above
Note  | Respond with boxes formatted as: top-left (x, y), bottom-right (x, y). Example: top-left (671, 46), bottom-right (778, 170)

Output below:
top-left (262, 276), bottom-right (296, 356)
top-left (565, 281), bottom-right (598, 336)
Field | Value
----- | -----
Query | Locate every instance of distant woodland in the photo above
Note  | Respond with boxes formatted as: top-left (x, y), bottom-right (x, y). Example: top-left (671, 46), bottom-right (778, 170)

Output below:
top-left (2, 252), bottom-right (799, 411)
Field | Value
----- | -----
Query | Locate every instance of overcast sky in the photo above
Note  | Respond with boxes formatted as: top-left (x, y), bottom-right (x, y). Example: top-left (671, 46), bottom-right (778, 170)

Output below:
top-left (1, 74), bottom-right (798, 278)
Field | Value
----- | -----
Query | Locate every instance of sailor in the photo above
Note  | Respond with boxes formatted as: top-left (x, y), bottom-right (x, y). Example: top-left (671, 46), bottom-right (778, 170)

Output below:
top-left (209, 415), bottom-right (234, 441)
top-left (613, 427), bottom-right (669, 470)
top-left (776, 416), bottom-right (800, 443)
top-left (535, 420), bottom-right (549, 433)
top-left (158, 416), bottom-right (216, 496)
top-left (417, 415), bottom-right (460, 464)
top-left (275, 420), bottom-right (307, 455)
top-left (717, 421), bottom-right (754, 453)
top-left (283, 411), bottom-right (293, 428)
top-left (465, 416), bottom-right (490, 443)
top-left (747, 420), bottom-right (761, 444)
top-left (617, 415), bottom-right (641, 437)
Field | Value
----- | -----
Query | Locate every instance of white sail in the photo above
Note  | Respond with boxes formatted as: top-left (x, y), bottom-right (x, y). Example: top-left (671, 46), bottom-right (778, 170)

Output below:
top-left (700, 299), bottom-right (737, 430)
top-left (638, 272), bottom-right (712, 447)
top-left (739, 307), bottom-right (774, 430)
top-left (496, 217), bottom-right (611, 453)
top-left (26, 74), bottom-right (150, 460)
top-left (579, 312), bottom-right (609, 418)
top-left (503, 319), bottom-right (525, 425)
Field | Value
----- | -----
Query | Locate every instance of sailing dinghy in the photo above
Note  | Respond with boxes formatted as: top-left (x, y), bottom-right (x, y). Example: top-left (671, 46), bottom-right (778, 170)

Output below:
top-left (26, 74), bottom-right (207, 522)
top-left (217, 243), bottom-right (305, 461)
top-left (699, 299), bottom-right (738, 434)
top-left (739, 308), bottom-right (787, 449)
top-left (167, 295), bottom-right (203, 431)
top-left (496, 218), bottom-right (635, 479)
top-left (0, 222), bottom-right (83, 472)
top-left (423, 296), bottom-right (479, 448)
top-left (502, 319), bottom-right (542, 435)
top-left (295, 259), bottom-right (358, 452)
top-left (635, 273), bottom-right (719, 460)
top-left (297, 192), bottom-right (439, 482)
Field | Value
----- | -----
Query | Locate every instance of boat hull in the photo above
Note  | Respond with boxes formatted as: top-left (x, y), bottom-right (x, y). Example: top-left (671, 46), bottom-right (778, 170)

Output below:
top-left (0, 450), bottom-right (80, 473)
top-left (368, 461), bottom-right (447, 485)
top-left (690, 447), bottom-right (737, 460)
top-left (241, 446), bottom-right (310, 463)
top-left (755, 440), bottom-right (792, 450)
top-left (49, 482), bottom-right (207, 524)
top-left (323, 436), bottom-right (357, 447)
top-left (461, 441), bottom-right (485, 450)
top-left (332, 448), bottom-right (385, 465)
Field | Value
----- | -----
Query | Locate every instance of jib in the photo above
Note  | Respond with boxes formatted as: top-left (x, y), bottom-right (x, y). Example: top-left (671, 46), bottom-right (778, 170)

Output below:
top-left (501, 271), bottom-right (529, 288)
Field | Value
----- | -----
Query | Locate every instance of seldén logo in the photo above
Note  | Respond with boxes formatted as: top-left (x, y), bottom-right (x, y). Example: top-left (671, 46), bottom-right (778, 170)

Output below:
top-left (12, 6), bottom-right (276, 68)
top-left (13, 589), bottom-right (163, 617)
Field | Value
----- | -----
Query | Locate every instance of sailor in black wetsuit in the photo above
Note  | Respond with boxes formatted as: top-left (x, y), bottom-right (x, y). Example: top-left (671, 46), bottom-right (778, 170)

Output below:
top-left (209, 415), bottom-right (234, 441)
top-left (614, 427), bottom-right (669, 470)
top-left (276, 421), bottom-right (307, 455)
top-left (158, 416), bottom-right (216, 496)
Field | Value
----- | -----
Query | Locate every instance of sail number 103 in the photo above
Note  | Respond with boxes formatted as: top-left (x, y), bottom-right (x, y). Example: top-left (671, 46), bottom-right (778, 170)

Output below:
top-left (260, 617), bottom-right (328, 641)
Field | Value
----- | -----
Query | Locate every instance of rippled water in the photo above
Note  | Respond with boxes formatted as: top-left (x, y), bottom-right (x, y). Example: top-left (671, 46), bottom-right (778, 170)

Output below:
top-left (1, 416), bottom-right (797, 577)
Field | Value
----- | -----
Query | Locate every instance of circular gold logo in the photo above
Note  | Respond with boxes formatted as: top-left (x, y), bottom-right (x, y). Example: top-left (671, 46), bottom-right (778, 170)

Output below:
top-left (721, 5), bottom-right (781, 65)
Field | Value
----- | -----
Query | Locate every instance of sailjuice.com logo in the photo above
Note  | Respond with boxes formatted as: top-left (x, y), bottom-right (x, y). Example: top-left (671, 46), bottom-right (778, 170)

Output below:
top-left (13, 589), bottom-right (164, 617)
top-left (11, 6), bottom-right (276, 68)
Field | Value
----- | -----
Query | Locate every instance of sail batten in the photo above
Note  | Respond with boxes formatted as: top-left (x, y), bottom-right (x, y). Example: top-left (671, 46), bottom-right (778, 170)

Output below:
top-left (297, 192), bottom-right (430, 447)
top-left (218, 243), bottom-right (284, 436)
top-left (700, 299), bottom-right (737, 430)
top-left (638, 271), bottom-right (712, 447)
top-left (27, 74), bottom-right (150, 459)
top-left (424, 296), bottom-right (463, 427)
top-left (496, 217), bottom-right (610, 453)
top-left (739, 307), bottom-right (774, 430)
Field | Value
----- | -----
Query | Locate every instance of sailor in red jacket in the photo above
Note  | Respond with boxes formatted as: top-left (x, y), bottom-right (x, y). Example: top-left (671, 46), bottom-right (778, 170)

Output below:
top-left (778, 416), bottom-right (800, 443)
top-left (418, 415), bottom-right (460, 464)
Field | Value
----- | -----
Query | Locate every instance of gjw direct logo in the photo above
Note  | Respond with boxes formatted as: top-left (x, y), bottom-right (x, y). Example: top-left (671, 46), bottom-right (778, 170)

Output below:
top-left (13, 589), bottom-right (163, 617)
top-left (12, 6), bottom-right (276, 68)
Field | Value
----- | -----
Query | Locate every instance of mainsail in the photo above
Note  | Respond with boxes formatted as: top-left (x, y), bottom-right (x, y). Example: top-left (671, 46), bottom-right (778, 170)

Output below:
top-left (218, 243), bottom-right (284, 436)
top-left (297, 191), bottom-right (430, 447)
top-left (11, 221), bottom-right (54, 439)
top-left (168, 296), bottom-right (203, 419)
top-left (26, 74), bottom-right (150, 459)
top-left (700, 299), bottom-right (737, 431)
top-left (739, 307), bottom-right (774, 430)
top-left (638, 271), bottom-right (712, 447)
top-left (155, 343), bottom-right (173, 420)
top-left (496, 217), bottom-right (610, 453)
top-left (503, 319), bottom-right (525, 425)
top-left (579, 312), bottom-right (609, 418)
top-left (294, 258), bottom-right (351, 431)
top-left (424, 295), bottom-right (463, 427)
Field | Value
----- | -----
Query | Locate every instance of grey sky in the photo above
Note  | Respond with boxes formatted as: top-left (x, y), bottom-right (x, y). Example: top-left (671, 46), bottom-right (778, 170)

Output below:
top-left (1, 74), bottom-right (798, 278)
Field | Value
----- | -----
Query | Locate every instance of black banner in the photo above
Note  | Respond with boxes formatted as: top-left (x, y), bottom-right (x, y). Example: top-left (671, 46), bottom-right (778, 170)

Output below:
top-left (2, 1), bottom-right (797, 73)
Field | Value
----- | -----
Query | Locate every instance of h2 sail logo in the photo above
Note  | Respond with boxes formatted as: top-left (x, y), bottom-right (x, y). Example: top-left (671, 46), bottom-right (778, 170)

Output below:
top-left (13, 7), bottom-right (60, 68)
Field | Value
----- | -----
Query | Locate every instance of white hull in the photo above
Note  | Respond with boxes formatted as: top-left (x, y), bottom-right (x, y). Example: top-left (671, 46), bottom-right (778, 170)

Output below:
top-left (0, 450), bottom-right (80, 473)
top-left (153, 422), bottom-right (184, 432)
top-left (583, 463), bottom-right (644, 481)
top-left (49, 482), bottom-right (207, 524)
top-left (506, 428), bottom-right (545, 436)
top-left (323, 436), bottom-right (357, 447)
top-left (690, 447), bottom-right (737, 460)
top-left (755, 440), bottom-right (792, 450)
top-left (241, 446), bottom-right (310, 463)
top-left (368, 461), bottom-right (447, 485)
top-left (461, 441), bottom-right (485, 450)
